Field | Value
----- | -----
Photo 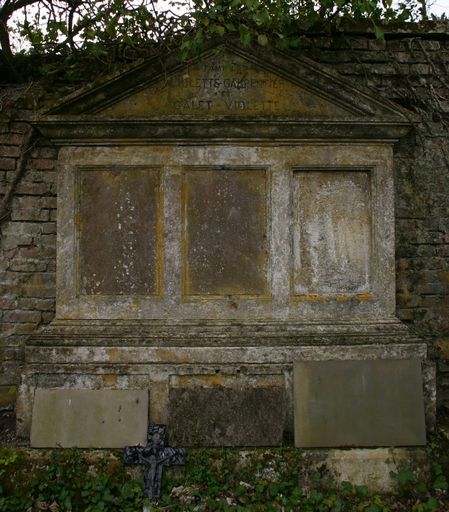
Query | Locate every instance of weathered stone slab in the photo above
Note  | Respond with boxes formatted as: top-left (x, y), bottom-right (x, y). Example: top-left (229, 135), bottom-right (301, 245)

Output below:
top-left (294, 359), bottom-right (426, 447)
top-left (79, 167), bottom-right (160, 295)
top-left (183, 168), bottom-right (268, 296)
top-left (293, 170), bottom-right (371, 296)
top-left (168, 375), bottom-right (286, 446)
top-left (30, 389), bottom-right (148, 448)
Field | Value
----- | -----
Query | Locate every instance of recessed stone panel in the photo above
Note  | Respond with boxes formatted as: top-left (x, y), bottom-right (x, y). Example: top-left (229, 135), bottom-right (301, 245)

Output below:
top-left (293, 170), bottom-right (371, 296)
top-left (78, 168), bottom-right (160, 295)
top-left (183, 169), bottom-right (268, 296)
top-left (294, 359), bottom-right (426, 447)
top-left (168, 375), bottom-right (286, 446)
top-left (30, 389), bottom-right (149, 448)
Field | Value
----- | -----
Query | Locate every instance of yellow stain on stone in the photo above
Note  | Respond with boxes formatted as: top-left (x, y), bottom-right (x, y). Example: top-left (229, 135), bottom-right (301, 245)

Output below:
top-left (107, 348), bottom-right (120, 362)
top-left (102, 375), bottom-right (117, 386)
top-left (435, 338), bottom-right (449, 359)
top-left (439, 271), bottom-right (449, 283)
top-left (154, 348), bottom-right (191, 364)
top-left (355, 293), bottom-right (372, 302)
top-left (295, 295), bottom-right (329, 302)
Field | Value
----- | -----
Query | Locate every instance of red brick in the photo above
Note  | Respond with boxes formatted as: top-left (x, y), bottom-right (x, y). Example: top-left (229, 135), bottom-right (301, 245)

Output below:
top-left (0, 133), bottom-right (23, 145)
top-left (18, 298), bottom-right (54, 311)
top-left (15, 182), bottom-right (51, 195)
top-left (31, 147), bottom-right (58, 159)
top-left (42, 311), bottom-right (55, 323)
top-left (2, 310), bottom-right (42, 323)
top-left (40, 196), bottom-right (57, 208)
top-left (0, 146), bottom-right (20, 157)
top-left (9, 122), bottom-right (29, 134)
top-left (31, 159), bottom-right (55, 170)
top-left (0, 158), bottom-right (16, 170)
top-left (0, 297), bottom-right (18, 309)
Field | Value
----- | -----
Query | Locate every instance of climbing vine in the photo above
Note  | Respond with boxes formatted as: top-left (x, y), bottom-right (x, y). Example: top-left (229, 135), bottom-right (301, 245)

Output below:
top-left (0, 0), bottom-right (424, 83)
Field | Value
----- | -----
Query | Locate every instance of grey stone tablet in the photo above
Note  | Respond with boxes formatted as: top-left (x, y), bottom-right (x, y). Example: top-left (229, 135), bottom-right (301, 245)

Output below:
top-left (30, 389), bottom-right (148, 448)
top-left (294, 359), bottom-right (426, 448)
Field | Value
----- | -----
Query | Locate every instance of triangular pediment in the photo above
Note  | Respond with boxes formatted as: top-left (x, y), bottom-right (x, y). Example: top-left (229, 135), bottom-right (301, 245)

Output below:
top-left (36, 41), bottom-right (414, 143)
top-left (98, 51), bottom-right (354, 119)
top-left (45, 42), bottom-right (410, 121)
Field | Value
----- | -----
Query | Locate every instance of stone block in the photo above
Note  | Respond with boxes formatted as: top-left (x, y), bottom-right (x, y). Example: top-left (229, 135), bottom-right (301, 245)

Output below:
top-left (168, 375), bottom-right (286, 447)
top-left (294, 359), bottom-right (426, 447)
top-left (31, 389), bottom-right (149, 448)
top-left (326, 448), bottom-right (428, 492)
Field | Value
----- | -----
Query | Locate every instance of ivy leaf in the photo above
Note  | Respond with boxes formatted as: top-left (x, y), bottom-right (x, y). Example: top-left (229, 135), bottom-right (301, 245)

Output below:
top-left (215, 24), bottom-right (225, 36)
top-left (257, 34), bottom-right (268, 46)
top-left (373, 23), bottom-right (384, 40)
top-left (239, 25), bottom-right (251, 46)
top-left (433, 474), bottom-right (448, 491)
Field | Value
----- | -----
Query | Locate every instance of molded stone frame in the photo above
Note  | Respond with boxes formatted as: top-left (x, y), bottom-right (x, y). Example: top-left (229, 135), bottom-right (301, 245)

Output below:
top-left (56, 144), bottom-right (394, 322)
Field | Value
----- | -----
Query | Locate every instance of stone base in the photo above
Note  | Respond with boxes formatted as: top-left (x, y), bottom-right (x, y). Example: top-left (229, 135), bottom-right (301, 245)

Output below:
top-left (17, 319), bottom-right (434, 447)
top-left (324, 448), bottom-right (428, 492)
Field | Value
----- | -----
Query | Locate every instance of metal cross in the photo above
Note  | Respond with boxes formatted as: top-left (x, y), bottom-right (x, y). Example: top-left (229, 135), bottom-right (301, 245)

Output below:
top-left (124, 424), bottom-right (186, 501)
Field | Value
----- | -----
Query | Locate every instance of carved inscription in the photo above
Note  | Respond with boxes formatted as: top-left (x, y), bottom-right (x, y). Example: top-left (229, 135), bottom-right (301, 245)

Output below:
top-left (183, 168), bottom-right (268, 296)
top-left (101, 53), bottom-right (351, 118)
top-left (78, 168), bottom-right (160, 295)
top-left (169, 69), bottom-right (281, 114)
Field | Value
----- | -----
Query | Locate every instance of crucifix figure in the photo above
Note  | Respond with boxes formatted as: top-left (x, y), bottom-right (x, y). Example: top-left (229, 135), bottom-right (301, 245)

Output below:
top-left (124, 424), bottom-right (186, 501)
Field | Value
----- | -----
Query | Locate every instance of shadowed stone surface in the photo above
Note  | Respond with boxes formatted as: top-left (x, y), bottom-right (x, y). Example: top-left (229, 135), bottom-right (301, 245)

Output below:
top-left (169, 380), bottom-right (286, 446)
top-left (184, 168), bottom-right (268, 296)
top-left (294, 359), bottom-right (426, 448)
top-left (30, 389), bottom-right (148, 448)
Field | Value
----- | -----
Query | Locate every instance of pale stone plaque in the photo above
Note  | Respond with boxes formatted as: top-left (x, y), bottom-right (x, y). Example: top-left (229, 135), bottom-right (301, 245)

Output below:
top-left (293, 171), bottom-right (371, 296)
top-left (30, 389), bottom-right (149, 448)
top-left (78, 168), bottom-right (160, 295)
top-left (294, 360), bottom-right (426, 447)
top-left (183, 168), bottom-right (268, 296)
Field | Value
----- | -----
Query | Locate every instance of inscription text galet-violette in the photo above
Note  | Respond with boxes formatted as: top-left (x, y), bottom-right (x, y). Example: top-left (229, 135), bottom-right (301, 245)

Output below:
top-left (165, 63), bottom-right (281, 113)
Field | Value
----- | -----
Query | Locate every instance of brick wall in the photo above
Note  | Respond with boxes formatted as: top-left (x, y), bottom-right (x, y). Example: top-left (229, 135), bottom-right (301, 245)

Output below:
top-left (1, 26), bottom-right (449, 414)
top-left (0, 87), bottom-right (57, 411)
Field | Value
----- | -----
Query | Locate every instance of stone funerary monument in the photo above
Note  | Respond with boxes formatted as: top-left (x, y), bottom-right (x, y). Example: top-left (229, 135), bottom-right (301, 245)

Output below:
top-left (20, 42), bottom-right (429, 448)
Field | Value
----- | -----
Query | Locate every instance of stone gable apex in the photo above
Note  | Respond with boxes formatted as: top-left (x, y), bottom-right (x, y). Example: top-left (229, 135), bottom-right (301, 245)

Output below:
top-left (34, 41), bottom-right (414, 143)
top-left (45, 41), bottom-right (409, 120)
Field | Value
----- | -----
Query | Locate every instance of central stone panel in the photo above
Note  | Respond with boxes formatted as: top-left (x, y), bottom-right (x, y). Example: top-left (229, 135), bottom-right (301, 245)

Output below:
top-left (183, 168), bottom-right (268, 296)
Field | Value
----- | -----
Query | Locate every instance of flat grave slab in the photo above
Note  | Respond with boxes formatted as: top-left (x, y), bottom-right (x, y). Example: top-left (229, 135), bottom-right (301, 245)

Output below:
top-left (31, 389), bottom-right (148, 448)
top-left (294, 359), bottom-right (426, 447)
